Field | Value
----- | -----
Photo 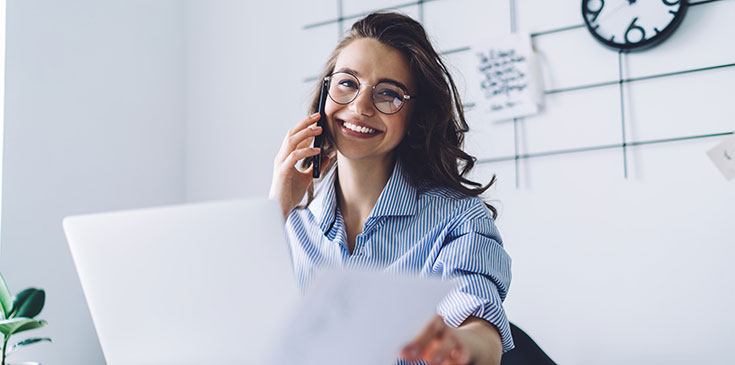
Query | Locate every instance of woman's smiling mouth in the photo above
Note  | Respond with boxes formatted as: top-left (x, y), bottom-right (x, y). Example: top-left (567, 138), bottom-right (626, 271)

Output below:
top-left (337, 118), bottom-right (382, 138)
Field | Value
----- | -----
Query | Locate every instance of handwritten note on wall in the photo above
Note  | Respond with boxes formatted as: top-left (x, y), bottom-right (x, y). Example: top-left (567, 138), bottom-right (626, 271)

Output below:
top-left (471, 33), bottom-right (543, 122)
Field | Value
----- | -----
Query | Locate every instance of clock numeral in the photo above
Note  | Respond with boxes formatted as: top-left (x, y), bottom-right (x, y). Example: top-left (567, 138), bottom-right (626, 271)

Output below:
top-left (624, 17), bottom-right (646, 44)
top-left (662, 0), bottom-right (679, 6)
top-left (584, 0), bottom-right (605, 23)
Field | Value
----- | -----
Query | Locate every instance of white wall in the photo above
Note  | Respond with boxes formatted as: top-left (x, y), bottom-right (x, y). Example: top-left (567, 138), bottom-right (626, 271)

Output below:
top-left (184, 0), bottom-right (310, 202)
top-left (184, 0), bottom-right (735, 364)
top-left (1, 1), bottom-right (185, 363)
top-left (444, 1), bottom-right (735, 364)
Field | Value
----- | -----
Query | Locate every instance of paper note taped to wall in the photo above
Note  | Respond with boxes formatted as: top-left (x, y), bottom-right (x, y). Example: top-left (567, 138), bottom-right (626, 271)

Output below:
top-left (707, 133), bottom-right (735, 181)
top-left (471, 33), bottom-right (544, 121)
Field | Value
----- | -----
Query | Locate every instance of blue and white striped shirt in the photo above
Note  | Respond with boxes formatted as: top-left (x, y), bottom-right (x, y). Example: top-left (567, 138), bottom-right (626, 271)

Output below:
top-left (285, 160), bottom-right (514, 356)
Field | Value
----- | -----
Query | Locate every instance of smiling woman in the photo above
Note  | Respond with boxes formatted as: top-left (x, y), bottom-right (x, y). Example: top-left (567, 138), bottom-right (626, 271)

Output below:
top-left (269, 12), bottom-right (512, 365)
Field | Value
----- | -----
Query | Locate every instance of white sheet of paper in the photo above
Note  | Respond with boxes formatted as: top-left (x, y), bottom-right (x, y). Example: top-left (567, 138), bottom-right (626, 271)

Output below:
top-left (707, 133), bottom-right (735, 181)
top-left (470, 32), bottom-right (544, 122)
top-left (268, 269), bottom-right (453, 365)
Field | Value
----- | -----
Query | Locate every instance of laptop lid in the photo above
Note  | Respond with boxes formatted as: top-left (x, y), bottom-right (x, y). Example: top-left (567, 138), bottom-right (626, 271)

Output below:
top-left (63, 197), bottom-right (298, 364)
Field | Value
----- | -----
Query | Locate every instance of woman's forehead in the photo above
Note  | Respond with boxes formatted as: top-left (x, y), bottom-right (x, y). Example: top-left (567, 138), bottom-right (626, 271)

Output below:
top-left (334, 38), bottom-right (413, 88)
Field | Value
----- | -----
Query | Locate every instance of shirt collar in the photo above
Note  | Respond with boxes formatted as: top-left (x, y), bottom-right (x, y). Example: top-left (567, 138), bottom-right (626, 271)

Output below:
top-left (369, 159), bottom-right (418, 218)
top-left (308, 159), bottom-right (418, 235)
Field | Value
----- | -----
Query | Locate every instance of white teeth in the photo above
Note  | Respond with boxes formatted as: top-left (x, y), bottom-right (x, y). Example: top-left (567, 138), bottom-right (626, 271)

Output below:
top-left (342, 121), bottom-right (377, 134)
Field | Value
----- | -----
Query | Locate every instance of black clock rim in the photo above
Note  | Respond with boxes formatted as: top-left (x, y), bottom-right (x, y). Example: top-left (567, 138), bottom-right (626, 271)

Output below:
top-left (581, 0), bottom-right (688, 52)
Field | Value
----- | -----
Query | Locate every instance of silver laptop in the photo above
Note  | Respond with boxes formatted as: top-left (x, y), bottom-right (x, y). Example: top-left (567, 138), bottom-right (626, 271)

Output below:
top-left (63, 197), bottom-right (299, 364)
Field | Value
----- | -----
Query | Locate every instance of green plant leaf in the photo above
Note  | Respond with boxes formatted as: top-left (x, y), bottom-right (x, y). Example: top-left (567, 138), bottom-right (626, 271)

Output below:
top-left (9, 289), bottom-right (35, 318)
top-left (0, 318), bottom-right (47, 337)
top-left (12, 289), bottom-right (44, 319)
top-left (6, 337), bottom-right (52, 356)
top-left (0, 274), bottom-right (13, 319)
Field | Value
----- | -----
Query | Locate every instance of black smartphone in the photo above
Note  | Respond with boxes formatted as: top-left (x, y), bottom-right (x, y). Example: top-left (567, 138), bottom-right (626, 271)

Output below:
top-left (312, 77), bottom-right (329, 178)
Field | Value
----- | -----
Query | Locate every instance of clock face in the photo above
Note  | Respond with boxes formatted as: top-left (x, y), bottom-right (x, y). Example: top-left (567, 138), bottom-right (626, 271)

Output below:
top-left (582, 0), bottom-right (688, 51)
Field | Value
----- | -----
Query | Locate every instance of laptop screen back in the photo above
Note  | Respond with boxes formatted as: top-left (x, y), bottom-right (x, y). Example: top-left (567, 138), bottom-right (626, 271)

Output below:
top-left (63, 198), bottom-right (298, 364)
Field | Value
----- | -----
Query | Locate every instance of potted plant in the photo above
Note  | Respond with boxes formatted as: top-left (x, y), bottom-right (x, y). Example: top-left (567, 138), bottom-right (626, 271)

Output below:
top-left (0, 273), bottom-right (50, 365)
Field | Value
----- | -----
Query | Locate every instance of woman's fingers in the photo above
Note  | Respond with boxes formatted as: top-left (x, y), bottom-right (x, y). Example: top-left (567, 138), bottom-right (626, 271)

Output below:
top-left (290, 124), bottom-right (321, 152)
top-left (400, 315), bottom-right (445, 360)
top-left (432, 334), bottom-right (465, 365)
top-left (431, 334), bottom-right (452, 364)
top-left (399, 315), bottom-right (473, 364)
top-left (447, 345), bottom-right (472, 364)
top-left (277, 117), bottom-right (323, 162)
top-left (287, 112), bottom-right (321, 137)
top-left (283, 146), bottom-right (321, 168)
top-left (421, 338), bottom-right (446, 364)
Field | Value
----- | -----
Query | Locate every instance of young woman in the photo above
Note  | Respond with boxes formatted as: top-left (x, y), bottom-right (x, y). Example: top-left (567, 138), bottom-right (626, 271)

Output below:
top-left (269, 12), bottom-right (512, 365)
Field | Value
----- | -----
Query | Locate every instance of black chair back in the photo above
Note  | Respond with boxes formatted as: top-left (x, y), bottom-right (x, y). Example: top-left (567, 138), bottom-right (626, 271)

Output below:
top-left (500, 322), bottom-right (556, 365)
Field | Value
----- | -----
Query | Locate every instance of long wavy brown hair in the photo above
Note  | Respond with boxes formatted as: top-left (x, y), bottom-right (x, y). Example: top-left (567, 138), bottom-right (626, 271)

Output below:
top-left (303, 12), bottom-right (497, 218)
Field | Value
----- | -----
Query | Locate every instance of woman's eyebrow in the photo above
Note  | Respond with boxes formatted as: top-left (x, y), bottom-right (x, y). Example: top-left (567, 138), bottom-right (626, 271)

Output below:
top-left (378, 78), bottom-right (409, 92)
top-left (335, 67), bottom-right (360, 76)
top-left (334, 67), bottom-right (409, 92)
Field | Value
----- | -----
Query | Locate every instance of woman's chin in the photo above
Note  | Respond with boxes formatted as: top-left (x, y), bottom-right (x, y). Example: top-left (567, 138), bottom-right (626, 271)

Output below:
top-left (335, 148), bottom-right (394, 166)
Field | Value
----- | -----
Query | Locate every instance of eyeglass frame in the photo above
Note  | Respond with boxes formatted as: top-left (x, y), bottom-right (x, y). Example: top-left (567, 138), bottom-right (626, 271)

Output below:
top-left (324, 71), bottom-right (413, 115)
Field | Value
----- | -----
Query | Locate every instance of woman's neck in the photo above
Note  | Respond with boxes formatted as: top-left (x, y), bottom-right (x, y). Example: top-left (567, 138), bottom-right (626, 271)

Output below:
top-left (335, 153), bottom-right (395, 220)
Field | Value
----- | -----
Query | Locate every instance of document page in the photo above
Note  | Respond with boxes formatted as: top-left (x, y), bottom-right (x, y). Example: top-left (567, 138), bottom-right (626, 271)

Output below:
top-left (269, 270), bottom-right (453, 365)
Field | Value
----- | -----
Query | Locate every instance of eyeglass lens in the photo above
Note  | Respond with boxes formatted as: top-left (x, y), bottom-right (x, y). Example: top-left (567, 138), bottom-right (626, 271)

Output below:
top-left (328, 72), bottom-right (407, 114)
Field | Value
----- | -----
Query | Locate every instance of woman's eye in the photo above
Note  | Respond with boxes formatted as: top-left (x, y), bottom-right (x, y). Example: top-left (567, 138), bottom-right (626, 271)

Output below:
top-left (377, 89), bottom-right (400, 99)
top-left (338, 80), bottom-right (358, 89)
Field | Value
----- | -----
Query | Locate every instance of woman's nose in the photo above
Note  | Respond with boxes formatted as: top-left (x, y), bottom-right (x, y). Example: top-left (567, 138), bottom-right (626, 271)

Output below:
top-left (348, 86), bottom-right (375, 117)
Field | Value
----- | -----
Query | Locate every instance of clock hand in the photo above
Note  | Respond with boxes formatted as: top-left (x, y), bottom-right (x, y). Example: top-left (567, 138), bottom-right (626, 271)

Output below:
top-left (596, 0), bottom-right (629, 25)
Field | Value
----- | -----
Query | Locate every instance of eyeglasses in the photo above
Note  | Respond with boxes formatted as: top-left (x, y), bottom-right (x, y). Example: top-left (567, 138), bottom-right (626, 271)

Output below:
top-left (325, 71), bottom-right (412, 115)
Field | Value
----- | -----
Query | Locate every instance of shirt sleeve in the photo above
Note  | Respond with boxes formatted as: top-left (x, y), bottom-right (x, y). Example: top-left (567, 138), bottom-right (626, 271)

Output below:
top-left (434, 215), bottom-right (514, 353)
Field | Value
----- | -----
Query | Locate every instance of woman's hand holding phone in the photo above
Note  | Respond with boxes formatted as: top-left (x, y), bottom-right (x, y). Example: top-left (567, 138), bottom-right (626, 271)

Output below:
top-left (269, 113), bottom-right (330, 219)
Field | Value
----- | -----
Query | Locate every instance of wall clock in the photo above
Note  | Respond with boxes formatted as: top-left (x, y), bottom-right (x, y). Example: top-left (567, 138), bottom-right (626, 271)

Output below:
top-left (582, 0), bottom-right (688, 51)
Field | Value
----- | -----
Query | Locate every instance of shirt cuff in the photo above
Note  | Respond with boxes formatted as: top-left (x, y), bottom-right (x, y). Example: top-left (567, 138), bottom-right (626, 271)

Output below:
top-left (437, 283), bottom-right (515, 353)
